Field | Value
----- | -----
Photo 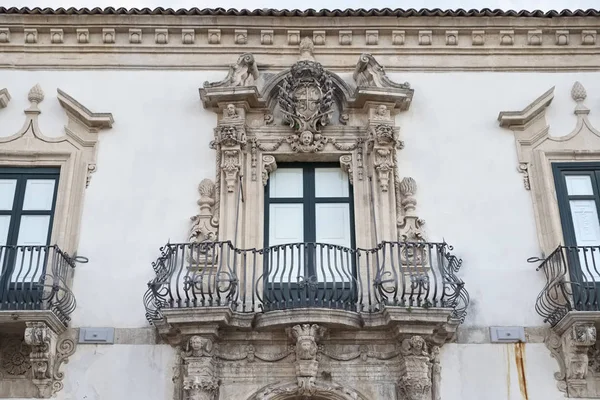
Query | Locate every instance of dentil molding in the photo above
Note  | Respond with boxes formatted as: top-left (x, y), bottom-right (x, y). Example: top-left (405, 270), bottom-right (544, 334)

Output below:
top-left (2, 13), bottom-right (600, 70)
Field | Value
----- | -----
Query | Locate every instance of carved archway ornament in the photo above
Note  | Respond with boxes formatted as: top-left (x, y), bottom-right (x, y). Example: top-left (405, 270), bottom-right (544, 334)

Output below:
top-left (197, 36), bottom-right (418, 251)
top-left (246, 380), bottom-right (370, 400)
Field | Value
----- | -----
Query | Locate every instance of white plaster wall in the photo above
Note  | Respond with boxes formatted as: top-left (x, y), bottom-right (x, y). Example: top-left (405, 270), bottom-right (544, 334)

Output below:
top-left (441, 343), bottom-right (563, 400)
top-left (2, 71), bottom-right (600, 400)
top-left (0, 71), bottom-right (599, 329)
top-left (8, 344), bottom-right (177, 400)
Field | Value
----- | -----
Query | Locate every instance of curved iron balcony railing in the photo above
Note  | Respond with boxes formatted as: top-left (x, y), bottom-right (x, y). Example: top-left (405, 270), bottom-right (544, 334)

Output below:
top-left (0, 245), bottom-right (77, 325)
top-left (533, 245), bottom-right (600, 327)
top-left (144, 241), bottom-right (468, 324)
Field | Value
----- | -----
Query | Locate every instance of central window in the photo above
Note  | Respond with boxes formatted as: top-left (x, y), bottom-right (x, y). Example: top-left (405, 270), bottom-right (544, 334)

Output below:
top-left (263, 163), bottom-right (356, 309)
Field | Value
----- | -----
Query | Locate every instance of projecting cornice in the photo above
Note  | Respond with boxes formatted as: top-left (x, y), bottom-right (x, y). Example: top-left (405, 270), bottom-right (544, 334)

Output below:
top-left (1, 11), bottom-right (600, 70)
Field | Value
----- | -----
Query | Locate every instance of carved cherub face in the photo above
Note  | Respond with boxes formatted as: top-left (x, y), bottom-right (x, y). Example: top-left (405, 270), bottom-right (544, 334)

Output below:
top-left (377, 104), bottom-right (387, 116)
top-left (300, 131), bottom-right (313, 145)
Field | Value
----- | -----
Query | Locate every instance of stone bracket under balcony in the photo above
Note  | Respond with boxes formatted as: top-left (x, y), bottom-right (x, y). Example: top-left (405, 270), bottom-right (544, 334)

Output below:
top-left (545, 312), bottom-right (600, 398)
top-left (155, 306), bottom-right (459, 346)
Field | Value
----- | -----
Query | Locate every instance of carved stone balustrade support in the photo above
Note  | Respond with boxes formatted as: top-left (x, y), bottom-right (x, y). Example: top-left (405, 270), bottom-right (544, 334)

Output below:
top-left (182, 336), bottom-right (220, 400)
top-left (290, 324), bottom-right (326, 395)
top-left (397, 336), bottom-right (433, 400)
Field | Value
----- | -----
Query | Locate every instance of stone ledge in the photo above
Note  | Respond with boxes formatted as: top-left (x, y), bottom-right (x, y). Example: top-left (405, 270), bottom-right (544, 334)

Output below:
top-left (0, 310), bottom-right (67, 335)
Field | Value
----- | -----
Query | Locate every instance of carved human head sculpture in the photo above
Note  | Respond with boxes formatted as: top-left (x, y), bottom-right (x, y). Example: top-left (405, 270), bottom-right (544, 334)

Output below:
top-left (225, 103), bottom-right (238, 118)
top-left (377, 104), bottom-right (387, 117)
top-left (188, 335), bottom-right (213, 357)
top-left (300, 131), bottom-right (314, 146)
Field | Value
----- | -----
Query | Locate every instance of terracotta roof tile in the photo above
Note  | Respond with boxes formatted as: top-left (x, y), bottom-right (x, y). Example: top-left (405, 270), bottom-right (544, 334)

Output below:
top-left (0, 7), bottom-right (599, 17)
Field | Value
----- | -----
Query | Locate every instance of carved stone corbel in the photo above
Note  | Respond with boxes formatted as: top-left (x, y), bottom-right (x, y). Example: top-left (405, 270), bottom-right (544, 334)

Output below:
top-left (182, 336), bottom-right (219, 400)
top-left (23, 322), bottom-right (75, 398)
top-left (545, 318), bottom-right (599, 398)
top-left (262, 155), bottom-right (277, 186)
top-left (290, 324), bottom-right (326, 395)
top-left (564, 323), bottom-right (596, 397)
top-left (397, 336), bottom-right (432, 400)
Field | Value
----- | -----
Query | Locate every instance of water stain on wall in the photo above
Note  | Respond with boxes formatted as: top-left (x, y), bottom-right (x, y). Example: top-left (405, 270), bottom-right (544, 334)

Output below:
top-left (514, 342), bottom-right (529, 400)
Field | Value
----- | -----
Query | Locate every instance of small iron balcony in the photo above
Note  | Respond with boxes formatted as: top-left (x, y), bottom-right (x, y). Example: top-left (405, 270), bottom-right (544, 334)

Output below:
top-left (533, 245), bottom-right (600, 326)
top-left (0, 245), bottom-right (76, 326)
top-left (144, 241), bottom-right (468, 325)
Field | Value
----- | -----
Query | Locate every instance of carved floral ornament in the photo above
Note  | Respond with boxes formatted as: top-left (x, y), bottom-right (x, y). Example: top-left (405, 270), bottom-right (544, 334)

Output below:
top-left (195, 37), bottom-right (426, 247)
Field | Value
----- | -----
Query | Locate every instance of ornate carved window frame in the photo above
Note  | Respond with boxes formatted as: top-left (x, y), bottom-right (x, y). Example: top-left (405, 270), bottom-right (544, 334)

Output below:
top-left (195, 43), bottom-right (425, 254)
top-left (0, 85), bottom-right (113, 254)
top-left (498, 83), bottom-right (600, 255)
top-left (499, 82), bottom-right (600, 398)
top-left (0, 85), bottom-right (112, 398)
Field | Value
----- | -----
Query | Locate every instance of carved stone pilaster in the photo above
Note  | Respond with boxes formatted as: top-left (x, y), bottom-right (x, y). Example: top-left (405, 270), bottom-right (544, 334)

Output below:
top-left (290, 324), bottom-right (326, 395)
top-left (182, 336), bottom-right (219, 400)
top-left (369, 124), bottom-right (397, 192)
top-left (397, 336), bottom-right (432, 400)
top-left (430, 346), bottom-right (441, 400)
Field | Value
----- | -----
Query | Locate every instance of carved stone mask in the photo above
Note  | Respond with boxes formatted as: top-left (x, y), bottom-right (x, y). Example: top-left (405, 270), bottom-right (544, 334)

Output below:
top-left (300, 131), bottom-right (313, 145)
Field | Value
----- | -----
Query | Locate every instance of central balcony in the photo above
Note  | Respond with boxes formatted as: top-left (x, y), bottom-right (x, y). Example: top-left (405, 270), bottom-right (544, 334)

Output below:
top-left (144, 241), bottom-right (468, 342)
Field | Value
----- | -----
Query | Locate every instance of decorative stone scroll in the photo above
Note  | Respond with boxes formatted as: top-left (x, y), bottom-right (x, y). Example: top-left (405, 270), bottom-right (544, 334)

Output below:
top-left (21, 322), bottom-right (76, 398)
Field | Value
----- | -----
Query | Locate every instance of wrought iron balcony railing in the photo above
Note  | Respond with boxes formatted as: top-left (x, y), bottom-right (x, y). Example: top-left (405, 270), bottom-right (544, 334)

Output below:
top-left (144, 241), bottom-right (468, 324)
top-left (533, 245), bottom-right (600, 326)
top-left (0, 245), bottom-right (77, 325)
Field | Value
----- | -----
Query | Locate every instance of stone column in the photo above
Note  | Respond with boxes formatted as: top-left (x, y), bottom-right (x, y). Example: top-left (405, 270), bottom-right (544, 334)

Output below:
top-left (182, 336), bottom-right (219, 400)
top-left (397, 336), bottom-right (432, 400)
top-left (290, 324), bottom-right (326, 396)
